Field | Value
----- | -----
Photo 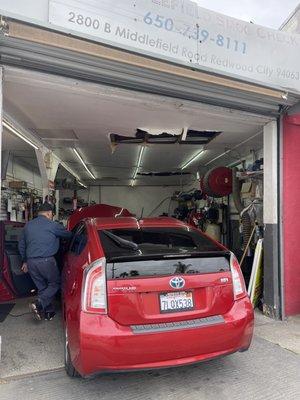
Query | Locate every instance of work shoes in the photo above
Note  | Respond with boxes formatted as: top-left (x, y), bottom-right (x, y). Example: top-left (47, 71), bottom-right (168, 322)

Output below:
top-left (29, 300), bottom-right (44, 321)
top-left (45, 312), bottom-right (56, 321)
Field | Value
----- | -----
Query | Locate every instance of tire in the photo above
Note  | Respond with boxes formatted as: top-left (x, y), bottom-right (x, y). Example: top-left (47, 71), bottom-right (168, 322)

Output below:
top-left (64, 327), bottom-right (80, 378)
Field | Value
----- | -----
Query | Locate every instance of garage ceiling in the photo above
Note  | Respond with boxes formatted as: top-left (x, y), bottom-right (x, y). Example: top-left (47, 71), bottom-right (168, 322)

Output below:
top-left (2, 67), bottom-right (271, 186)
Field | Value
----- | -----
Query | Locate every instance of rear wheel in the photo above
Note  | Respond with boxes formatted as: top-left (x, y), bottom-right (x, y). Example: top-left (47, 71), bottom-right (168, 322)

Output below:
top-left (64, 327), bottom-right (80, 378)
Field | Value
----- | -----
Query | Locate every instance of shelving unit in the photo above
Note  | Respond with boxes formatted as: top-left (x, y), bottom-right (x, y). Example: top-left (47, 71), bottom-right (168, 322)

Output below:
top-left (236, 170), bottom-right (264, 180)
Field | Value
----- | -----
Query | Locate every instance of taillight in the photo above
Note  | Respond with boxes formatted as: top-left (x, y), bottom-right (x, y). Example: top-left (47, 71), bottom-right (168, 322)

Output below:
top-left (230, 253), bottom-right (247, 300)
top-left (82, 258), bottom-right (107, 314)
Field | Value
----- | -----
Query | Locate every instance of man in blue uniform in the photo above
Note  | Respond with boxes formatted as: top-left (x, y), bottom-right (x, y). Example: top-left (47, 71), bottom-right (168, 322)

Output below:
top-left (18, 203), bottom-right (72, 321)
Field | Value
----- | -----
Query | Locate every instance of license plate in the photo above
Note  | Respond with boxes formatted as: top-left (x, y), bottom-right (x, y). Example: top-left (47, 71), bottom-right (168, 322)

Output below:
top-left (159, 291), bottom-right (194, 313)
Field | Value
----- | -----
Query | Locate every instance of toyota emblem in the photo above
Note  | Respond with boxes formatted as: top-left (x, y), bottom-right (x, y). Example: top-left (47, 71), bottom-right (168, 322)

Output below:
top-left (169, 276), bottom-right (185, 289)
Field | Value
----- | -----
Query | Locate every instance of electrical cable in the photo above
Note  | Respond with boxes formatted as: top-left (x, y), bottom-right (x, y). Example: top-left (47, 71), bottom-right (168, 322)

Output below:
top-left (240, 201), bottom-right (256, 218)
top-left (148, 196), bottom-right (172, 217)
top-left (168, 197), bottom-right (177, 217)
top-left (0, 311), bottom-right (32, 318)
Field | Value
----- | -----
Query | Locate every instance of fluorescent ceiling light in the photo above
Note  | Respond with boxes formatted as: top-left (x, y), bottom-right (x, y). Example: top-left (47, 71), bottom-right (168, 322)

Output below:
top-left (3, 119), bottom-right (89, 188)
top-left (205, 150), bottom-right (231, 166)
top-left (60, 161), bottom-right (81, 180)
top-left (73, 148), bottom-right (96, 180)
top-left (181, 150), bottom-right (205, 170)
top-left (3, 119), bottom-right (39, 150)
top-left (131, 146), bottom-right (145, 185)
top-left (137, 146), bottom-right (145, 168)
top-left (60, 161), bottom-right (87, 187)
top-left (227, 159), bottom-right (244, 168)
top-left (78, 181), bottom-right (88, 189)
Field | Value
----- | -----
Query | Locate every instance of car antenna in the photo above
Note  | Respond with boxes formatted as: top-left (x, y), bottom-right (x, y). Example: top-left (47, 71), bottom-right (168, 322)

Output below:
top-left (139, 207), bottom-right (144, 221)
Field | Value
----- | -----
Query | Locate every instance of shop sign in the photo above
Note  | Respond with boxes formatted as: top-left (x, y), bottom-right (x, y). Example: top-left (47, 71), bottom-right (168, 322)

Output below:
top-left (48, 0), bottom-right (300, 92)
top-left (0, 0), bottom-right (300, 92)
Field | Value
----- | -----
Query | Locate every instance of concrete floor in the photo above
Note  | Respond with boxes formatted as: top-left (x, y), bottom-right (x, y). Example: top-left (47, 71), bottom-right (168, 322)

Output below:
top-left (1, 336), bottom-right (299, 400)
top-left (254, 310), bottom-right (300, 355)
top-left (0, 298), bottom-right (299, 400)
top-left (0, 298), bottom-right (64, 378)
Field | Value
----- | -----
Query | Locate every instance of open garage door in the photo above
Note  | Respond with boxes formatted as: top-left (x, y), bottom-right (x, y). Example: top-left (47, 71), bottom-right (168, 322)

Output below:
top-left (0, 20), bottom-right (297, 117)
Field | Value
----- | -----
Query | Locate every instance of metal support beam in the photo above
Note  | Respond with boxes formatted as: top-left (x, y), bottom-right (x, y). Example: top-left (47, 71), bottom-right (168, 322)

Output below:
top-left (263, 120), bottom-right (281, 319)
top-left (35, 148), bottom-right (60, 201)
top-left (34, 148), bottom-right (48, 190)
top-left (1, 150), bottom-right (10, 181)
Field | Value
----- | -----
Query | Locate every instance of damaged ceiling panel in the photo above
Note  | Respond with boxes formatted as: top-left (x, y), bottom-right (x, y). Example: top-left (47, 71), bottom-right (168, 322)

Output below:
top-left (138, 171), bottom-right (191, 177)
top-left (110, 129), bottom-right (221, 147)
top-left (181, 130), bottom-right (220, 144)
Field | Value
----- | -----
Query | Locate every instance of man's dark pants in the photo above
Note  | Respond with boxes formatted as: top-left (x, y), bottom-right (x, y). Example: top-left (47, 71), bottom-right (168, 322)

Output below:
top-left (27, 257), bottom-right (61, 313)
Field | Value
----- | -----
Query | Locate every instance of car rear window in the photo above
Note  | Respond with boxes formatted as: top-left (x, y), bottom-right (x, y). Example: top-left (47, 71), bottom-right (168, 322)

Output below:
top-left (99, 227), bottom-right (221, 259)
top-left (98, 227), bottom-right (229, 279)
top-left (106, 257), bottom-right (230, 279)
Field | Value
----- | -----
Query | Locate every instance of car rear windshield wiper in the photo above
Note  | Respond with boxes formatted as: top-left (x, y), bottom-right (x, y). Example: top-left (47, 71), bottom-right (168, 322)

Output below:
top-left (102, 230), bottom-right (140, 252)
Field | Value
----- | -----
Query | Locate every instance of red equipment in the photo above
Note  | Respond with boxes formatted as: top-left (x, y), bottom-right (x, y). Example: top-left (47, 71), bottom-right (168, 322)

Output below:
top-left (201, 167), bottom-right (233, 197)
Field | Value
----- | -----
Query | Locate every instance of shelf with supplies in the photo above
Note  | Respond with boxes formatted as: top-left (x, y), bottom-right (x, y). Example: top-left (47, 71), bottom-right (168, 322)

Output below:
top-left (236, 170), bottom-right (264, 180)
top-left (0, 183), bottom-right (44, 222)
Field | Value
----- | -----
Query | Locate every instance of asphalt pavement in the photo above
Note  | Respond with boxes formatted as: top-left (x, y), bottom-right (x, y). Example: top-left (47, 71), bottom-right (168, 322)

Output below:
top-left (1, 335), bottom-right (299, 400)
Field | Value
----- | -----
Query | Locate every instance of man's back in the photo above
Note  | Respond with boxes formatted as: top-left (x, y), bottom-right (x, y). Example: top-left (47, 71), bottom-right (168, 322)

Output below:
top-left (19, 215), bottom-right (71, 261)
top-left (18, 203), bottom-right (72, 321)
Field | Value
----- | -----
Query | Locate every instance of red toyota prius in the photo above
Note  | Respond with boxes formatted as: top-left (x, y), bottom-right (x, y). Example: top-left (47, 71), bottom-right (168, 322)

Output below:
top-left (62, 216), bottom-right (254, 377)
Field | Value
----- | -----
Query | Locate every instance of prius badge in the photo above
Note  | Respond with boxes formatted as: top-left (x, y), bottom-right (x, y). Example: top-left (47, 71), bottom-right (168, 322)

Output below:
top-left (169, 276), bottom-right (185, 289)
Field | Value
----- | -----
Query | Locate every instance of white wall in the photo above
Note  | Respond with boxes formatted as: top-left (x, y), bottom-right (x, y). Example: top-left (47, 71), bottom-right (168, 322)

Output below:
top-left (60, 185), bottom-right (182, 217)
top-left (5, 156), bottom-right (42, 190)
top-left (100, 186), bottom-right (180, 217)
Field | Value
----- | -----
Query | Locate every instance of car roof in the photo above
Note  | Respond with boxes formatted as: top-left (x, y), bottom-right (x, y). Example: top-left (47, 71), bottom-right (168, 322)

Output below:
top-left (90, 217), bottom-right (189, 230)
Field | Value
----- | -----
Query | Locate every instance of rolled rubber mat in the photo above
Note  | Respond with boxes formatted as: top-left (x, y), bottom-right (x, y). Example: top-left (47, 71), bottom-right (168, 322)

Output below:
top-left (0, 303), bottom-right (15, 323)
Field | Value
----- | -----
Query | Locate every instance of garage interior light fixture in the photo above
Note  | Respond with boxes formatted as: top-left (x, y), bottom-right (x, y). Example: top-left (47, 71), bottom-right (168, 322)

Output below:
top-left (181, 150), bottom-right (205, 170)
top-left (3, 119), bottom-right (39, 150)
top-left (227, 159), bottom-right (245, 168)
top-left (73, 148), bottom-right (96, 180)
top-left (60, 161), bottom-right (87, 188)
top-left (78, 181), bottom-right (88, 189)
top-left (130, 146), bottom-right (145, 187)
top-left (60, 161), bottom-right (81, 180)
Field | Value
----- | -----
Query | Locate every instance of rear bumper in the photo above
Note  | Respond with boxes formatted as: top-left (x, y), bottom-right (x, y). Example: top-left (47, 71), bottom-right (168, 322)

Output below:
top-left (75, 297), bottom-right (254, 377)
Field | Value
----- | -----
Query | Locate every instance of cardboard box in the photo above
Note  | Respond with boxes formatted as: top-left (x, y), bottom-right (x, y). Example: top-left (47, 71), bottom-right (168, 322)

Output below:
top-left (9, 181), bottom-right (27, 189)
top-left (241, 182), bottom-right (252, 199)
